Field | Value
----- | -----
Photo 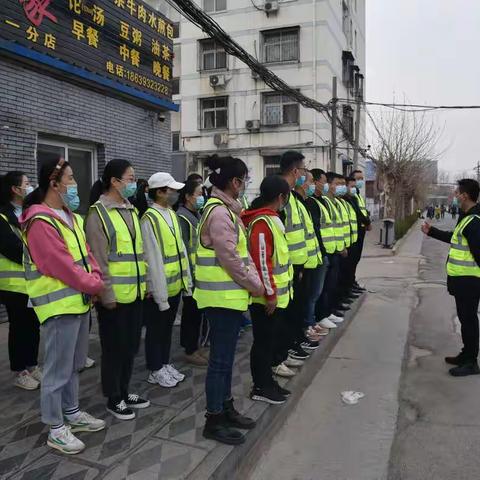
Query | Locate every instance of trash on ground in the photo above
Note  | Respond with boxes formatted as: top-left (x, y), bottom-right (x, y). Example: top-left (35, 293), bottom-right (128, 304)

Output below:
top-left (341, 391), bottom-right (365, 405)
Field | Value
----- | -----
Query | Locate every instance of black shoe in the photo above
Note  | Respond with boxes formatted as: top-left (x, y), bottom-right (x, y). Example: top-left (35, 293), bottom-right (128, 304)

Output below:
top-left (107, 400), bottom-right (136, 420)
top-left (203, 412), bottom-right (245, 445)
top-left (273, 381), bottom-right (291, 397)
top-left (125, 393), bottom-right (150, 409)
top-left (449, 362), bottom-right (480, 377)
top-left (288, 347), bottom-right (310, 360)
top-left (301, 340), bottom-right (320, 351)
top-left (250, 386), bottom-right (287, 405)
top-left (445, 354), bottom-right (467, 366)
top-left (348, 292), bottom-right (362, 299)
top-left (223, 398), bottom-right (256, 430)
top-left (331, 310), bottom-right (345, 318)
top-left (342, 297), bottom-right (355, 304)
top-left (336, 304), bottom-right (350, 311)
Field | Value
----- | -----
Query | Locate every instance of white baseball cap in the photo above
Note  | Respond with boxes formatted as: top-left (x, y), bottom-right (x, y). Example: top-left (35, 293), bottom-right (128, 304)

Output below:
top-left (148, 172), bottom-right (185, 190)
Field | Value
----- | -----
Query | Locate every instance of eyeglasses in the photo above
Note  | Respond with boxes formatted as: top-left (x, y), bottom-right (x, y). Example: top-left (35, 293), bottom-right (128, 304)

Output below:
top-left (49, 157), bottom-right (66, 181)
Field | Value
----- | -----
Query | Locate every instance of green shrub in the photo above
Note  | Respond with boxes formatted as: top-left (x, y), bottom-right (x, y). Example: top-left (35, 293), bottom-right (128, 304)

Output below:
top-left (394, 213), bottom-right (418, 241)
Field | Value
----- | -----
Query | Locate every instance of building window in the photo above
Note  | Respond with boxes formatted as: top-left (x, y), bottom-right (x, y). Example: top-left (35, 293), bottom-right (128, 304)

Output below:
top-left (262, 28), bottom-right (299, 64)
top-left (172, 77), bottom-right (180, 95)
top-left (201, 96), bottom-right (228, 129)
top-left (262, 92), bottom-right (299, 126)
top-left (199, 39), bottom-right (227, 71)
top-left (342, 0), bottom-right (350, 39)
top-left (204, 0), bottom-right (226, 13)
top-left (172, 132), bottom-right (180, 152)
top-left (172, 22), bottom-right (180, 38)
top-left (342, 105), bottom-right (354, 141)
top-left (342, 50), bottom-right (355, 87)
top-left (37, 138), bottom-right (96, 215)
top-left (263, 155), bottom-right (282, 177)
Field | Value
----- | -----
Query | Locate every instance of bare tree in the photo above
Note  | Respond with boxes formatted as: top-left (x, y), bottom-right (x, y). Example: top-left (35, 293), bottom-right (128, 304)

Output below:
top-left (369, 109), bottom-right (444, 220)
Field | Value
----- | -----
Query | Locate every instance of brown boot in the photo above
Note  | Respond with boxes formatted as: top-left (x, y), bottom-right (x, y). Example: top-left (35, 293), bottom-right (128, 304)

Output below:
top-left (198, 347), bottom-right (210, 360)
top-left (185, 351), bottom-right (208, 367)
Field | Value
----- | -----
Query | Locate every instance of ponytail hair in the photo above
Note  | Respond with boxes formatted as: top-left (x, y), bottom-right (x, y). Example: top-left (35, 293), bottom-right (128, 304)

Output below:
top-left (24, 159), bottom-right (69, 210)
top-left (205, 155), bottom-right (248, 191)
top-left (250, 175), bottom-right (290, 210)
top-left (0, 171), bottom-right (24, 206)
top-left (89, 159), bottom-right (132, 205)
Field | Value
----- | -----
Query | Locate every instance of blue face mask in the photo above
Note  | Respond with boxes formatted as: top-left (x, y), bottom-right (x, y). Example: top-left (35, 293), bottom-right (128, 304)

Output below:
top-left (145, 192), bottom-right (149, 202)
top-left (195, 195), bottom-right (206, 210)
top-left (335, 185), bottom-right (347, 197)
top-left (350, 187), bottom-right (357, 195)
top-left (323, 183), bottom-right (330, 195)
top-left (356, 180), bottom-right (365, 189)
top-left (24, 185), bottom-right (34, 197)
top-left (306, 185), bottom-right (315, 197)
top-left (61, 185), bottom-right (80, 212)
top-left (296, 175), bottom-right (306, 187)
top-left (121, 182), bottom-right (137, 199)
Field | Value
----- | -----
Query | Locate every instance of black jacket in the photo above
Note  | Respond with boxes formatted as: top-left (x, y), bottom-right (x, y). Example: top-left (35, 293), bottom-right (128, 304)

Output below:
top-left (0, 204), bottom-right (23, 265)
top-left (349, 192), bottom-right (371, 230)
top-left (305, 194), bottom-right (326, 256)
top-left (429, 204), bottom-right (480, 296)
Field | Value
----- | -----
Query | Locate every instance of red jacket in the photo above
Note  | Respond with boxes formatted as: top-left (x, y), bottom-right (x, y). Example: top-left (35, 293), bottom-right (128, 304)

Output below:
top-left (241, 207), bottom-right (281, 302)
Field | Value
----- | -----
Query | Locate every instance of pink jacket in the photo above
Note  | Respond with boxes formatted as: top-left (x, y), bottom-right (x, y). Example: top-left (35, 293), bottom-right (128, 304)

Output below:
top-left (20, 205), bottom-right (104, 296)
top-left (200, 187), bottom-right (264, 296)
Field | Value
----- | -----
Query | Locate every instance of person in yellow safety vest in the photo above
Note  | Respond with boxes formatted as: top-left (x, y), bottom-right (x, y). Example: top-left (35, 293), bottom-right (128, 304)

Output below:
top-left (86, 159), bottom-right (150, 422)
top-left (241, 175), bottom-right (293, 405)
top-left (141, 172), bottom-right (191, 389)
top-left (21, 158), bottom-right (105, 455)
top-left (176, 178), bottom-right (210, 368)
top-left (0, 171), bottom-right (41, 392)
top-left (351, 169), bottom-right (371, 293)
top-left (422, 178), bottom-right (480, 377)
top-left (295, 171), bottom-right (329, 352)
top-left (194, 155), bottom-right (264, 446)
top-left (306, 169), bottom-right (345, 330)
top-left (278, 151), bottom-right (311, 366)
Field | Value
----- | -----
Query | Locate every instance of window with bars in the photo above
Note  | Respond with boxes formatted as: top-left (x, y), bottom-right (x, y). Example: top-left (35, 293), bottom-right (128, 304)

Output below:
top-left (172, 77), bottom-right (179, 95)
top-left (199, 39), bottom-right (227, 71)
top-left (263, 155), bottom-right (282, 177)
top-left (204, 0), bottom-right (226, 13)
top-left (262, 28), bottom-right (299, 64)
top-left (172, 132), bottom-right (180, 151)
top-left (342, 105), bottom-right (354, 140)
top-left (262, 93), bottom-right (299, 126)
top-left (201, 97), bottom-right (228, 129)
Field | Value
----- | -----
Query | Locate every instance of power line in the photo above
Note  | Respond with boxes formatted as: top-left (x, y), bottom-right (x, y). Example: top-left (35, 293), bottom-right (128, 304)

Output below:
top-left (339, 98), bottom-right (480, 112)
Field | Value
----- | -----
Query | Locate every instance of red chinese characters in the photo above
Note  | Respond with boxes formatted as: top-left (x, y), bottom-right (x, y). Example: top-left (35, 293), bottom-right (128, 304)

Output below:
top-left (20, 0), bottom-right (58, 27)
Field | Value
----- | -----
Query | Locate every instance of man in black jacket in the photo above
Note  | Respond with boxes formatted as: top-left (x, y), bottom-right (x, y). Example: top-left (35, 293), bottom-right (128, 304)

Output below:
top-left (422, 179), bottom-right (480, 376)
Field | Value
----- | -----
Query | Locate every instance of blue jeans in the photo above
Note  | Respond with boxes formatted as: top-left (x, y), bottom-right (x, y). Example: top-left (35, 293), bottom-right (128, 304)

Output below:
top-left (316, 253), bottom-right (339, 320)
top-left (304, 258), bottom-right (329, 327)
top-left (204, 308), bottom-right (243, 414)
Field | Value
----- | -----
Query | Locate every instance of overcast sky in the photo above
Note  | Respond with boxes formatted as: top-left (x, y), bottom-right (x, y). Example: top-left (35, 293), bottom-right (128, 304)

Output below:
top-left (366, 0), bottom-right (480, 179)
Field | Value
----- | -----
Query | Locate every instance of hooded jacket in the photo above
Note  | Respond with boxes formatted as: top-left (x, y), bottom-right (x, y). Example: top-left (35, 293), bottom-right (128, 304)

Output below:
top-left (241, 207), bottom-right (283, 302)
top-left (20, 204), bottom-right (104, 296)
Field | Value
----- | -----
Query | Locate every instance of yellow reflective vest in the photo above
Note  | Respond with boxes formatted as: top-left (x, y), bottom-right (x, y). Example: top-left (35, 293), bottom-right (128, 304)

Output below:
top-left (447, 215), bottom-right (480, 277)
top-left (177, 212), bottom-right (198, 270)
top-left (193, 197), bottom-right (250, 311)
top-left (248, 215), bottom-right (293, 309)
top-left (89, 202), bottom-right (146, 304)
top-left (283, 193), bottom-right (308, 265)
top-left (334, 198), bottom-right (351, 248)
top-left (312, 198), bottom-right (337, 254)
top-left (23, 212), bottom-right (91, 323)
top-left (323, 196), bottom-right (345, 252)
top-left (298, 200), bottom-right (322, 269)
top-left (356, 193), bottom-right (369, 222)
top-left (0, 213), bottom-right (26, 294)
top-left (142, 207), bottom-right (189, 298)
top-left (345, 200), bottom-right (358, 244)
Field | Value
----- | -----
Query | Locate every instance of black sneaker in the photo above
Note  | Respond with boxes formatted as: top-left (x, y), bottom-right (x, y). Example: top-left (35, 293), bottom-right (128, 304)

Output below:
top-left (203, 413), bottom-right (245, 445)
top-left (332, 310), bottom-right (345, 318)
top-left (449, 362), bottom-right (480, 377)
top-left (445, 353), bottom-right (466, 366)
top-left (251, 386), bottom-right (287, 405)
top-left (273, 381), bottom-right (291, 397)
top-left (126, 394), bottom-right (150, 409)
top-left (107, 400), bottom-right (135, 420)
top-left (288, 347), bottom-right (310, 360)
top-left (223, 398), bottom-right (256, 430)
top-left (301, 341), bottom-right (320, 351)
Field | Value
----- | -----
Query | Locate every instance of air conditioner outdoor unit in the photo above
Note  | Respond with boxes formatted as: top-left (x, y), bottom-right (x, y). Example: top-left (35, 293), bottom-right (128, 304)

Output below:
top-left (246, 120), bottom-right (261, 132)
top-left (209, 74), bottom-right (226, 88)
top-left (264, 1), bottom-right (279, 13)
top-left (213, 133), bottom-right (229, 146)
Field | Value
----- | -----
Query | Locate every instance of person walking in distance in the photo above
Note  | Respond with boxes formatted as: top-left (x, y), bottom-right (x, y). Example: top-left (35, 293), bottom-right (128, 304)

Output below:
top-left (422, 179), bottom-right (480, 376)
top-left (21, 158), bottom-right (105, 454)
top-left (194, 155), bottom-right (264, 445)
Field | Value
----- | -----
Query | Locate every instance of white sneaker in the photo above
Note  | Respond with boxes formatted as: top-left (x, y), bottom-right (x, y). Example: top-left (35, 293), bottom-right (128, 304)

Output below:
top-left (65, 411), bottom-right (106, 433)
top-left (14, 370), bottom-right (39, 391)
top-left (318, 318), bottom-right (338, 329)
top-left (47, 425), bottom-right (85, 455)
top-left (165, 364), bottom-right (185, 382)
top-left (284, 357), bottom-right (305, 368)
top-left (29, 366), bottom-right (43, 383)
top-left (84, 357), bottom-right (96, 369)
top-left (147, 368), bottom-right (178, 388)
top-left (272, 363), bottom-right (296, 378)
top-left (328, 314), bottom-right (345, 324)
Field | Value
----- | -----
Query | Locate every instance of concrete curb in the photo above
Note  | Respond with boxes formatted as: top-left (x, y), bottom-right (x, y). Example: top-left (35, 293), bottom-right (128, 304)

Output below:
top-left (392, 219), bottom-right (421, 256)
top-left (187, 294), bottom-right (367, 480)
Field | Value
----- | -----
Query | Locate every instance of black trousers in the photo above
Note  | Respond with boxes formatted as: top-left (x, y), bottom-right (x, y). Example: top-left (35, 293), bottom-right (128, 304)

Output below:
top-left (0, 291), bottom-right (39, 372)
top-left (352, 229), bottom-right (366, 284)
top-left (144, 294), bottom-right (181, 371)
top-left (454, 293), bottom-right (480, 362)
top-left (180, 295), bottom-right (203, 355)
top-left (336, 249), bottom-right (354, 304)
top-left (97, 300), bottom-right (143, 403)
top-left (287, 265), bottom-right (306, 346)
top-left (250, 304), bottom-right (283, 388)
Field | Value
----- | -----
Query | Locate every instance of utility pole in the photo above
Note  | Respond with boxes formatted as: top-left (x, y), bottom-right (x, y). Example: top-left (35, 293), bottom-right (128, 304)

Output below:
top-left (352, 78), bottom-right (363, 169)
top-left (476, 161), bottom-right (480, 183)
top-left (331, 76), bottom-right (337, 172)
